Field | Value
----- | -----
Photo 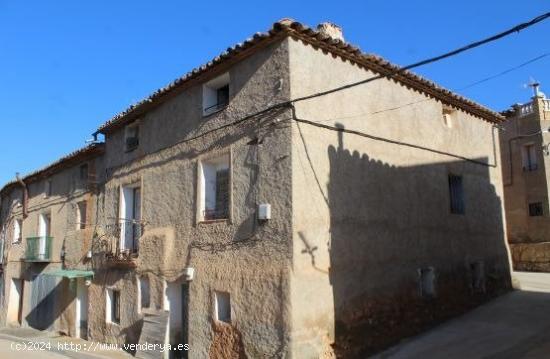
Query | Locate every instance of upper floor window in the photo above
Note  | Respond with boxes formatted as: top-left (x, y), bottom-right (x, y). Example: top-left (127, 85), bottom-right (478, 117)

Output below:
top-left (13, 219), bottom-right (22, 243)
top-left (125, 122), bottom-right (140, 152)
top-left (44, 180), bottom-right (52, 198)
top-left (442, 106), bottom-right (455, 128)
top-left (522, 143), bottom-right (538, 172)
top-left (199, 154), bottom-right (230, 221)
top-left (120, 184), bottom-right (141, 253)
top-left (202, 73), bottom-right (230, 116)
top-left (76, 201), bottom-right (87, 230)
top-left (448, 174), bottom-right (465, 215)
top-left (214, 291), bottom-right (231, 323)
top-left (528, 202), bottom-right (544, 217)
top-left (80, 163), bottom-right (89, 181)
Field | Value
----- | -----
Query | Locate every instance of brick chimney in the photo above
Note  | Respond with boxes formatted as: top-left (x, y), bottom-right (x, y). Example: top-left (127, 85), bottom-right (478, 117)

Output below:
top-left (317, 22), bottom-right (344, 42)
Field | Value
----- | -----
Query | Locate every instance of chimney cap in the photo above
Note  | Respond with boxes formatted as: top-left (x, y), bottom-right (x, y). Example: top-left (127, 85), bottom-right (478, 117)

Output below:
top-left (317, 22), bottom-right (344, 42)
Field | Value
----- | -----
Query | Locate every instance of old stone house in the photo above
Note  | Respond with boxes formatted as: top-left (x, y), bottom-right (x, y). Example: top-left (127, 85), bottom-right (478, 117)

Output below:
top-left (0, 19), bottom-right (512, 358)
top-left (500, 85), bottom-right (550, 272)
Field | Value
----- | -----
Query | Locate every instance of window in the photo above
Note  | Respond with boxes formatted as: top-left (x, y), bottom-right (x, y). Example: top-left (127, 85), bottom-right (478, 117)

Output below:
top-left (442, 106), bottom-right (455, 128)
top-left (44, 180), bottom-right (52, 198)
top-left (199, 154), bottom-right (230, 221)
top-left (106, 289), bottom-right (120, 324)
top-left (120, 184), bottom-right (141, 252)
top-left (13, 219), bottom-right (22, 243)
top-left (448, 174), bottom-right (465, 214)
top-left (202, 73), bottom-right (230, 115)
top-left (76, 201), bottom-right (87, 230)
top-left (125, 122), bottom-right (140, 152)
top-left (79, 164), bottom-right (89, 181)
top-left (528, 202), bottom-right (544, 217)
top-left (419, 267), bottom-right (436, 298)
top-left (522, 144), bottom-right (538, 171)
top-left (214, 291), bottom-right (231, 323)
top-left (138, 275), bottom-right (150, 310)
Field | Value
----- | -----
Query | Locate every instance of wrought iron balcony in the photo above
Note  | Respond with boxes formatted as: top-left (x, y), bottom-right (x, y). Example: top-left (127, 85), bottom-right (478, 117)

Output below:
top-left (24, 236), bottom-right (53, 262)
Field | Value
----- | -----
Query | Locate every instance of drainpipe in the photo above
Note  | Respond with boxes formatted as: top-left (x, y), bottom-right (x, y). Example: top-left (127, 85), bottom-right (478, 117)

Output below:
top-left (15, 173), bottom-right (28, 219)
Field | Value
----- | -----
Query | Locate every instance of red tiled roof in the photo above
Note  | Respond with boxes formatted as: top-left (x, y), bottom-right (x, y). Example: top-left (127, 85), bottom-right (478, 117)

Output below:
top-left (94, 18), bottom-right (503, 133)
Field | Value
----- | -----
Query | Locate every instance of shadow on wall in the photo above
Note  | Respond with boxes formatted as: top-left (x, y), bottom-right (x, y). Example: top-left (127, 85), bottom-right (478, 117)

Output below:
top-left (25, 274), bottom-right (72, 331)
top-left (321, 126), bottom-right (511, 357)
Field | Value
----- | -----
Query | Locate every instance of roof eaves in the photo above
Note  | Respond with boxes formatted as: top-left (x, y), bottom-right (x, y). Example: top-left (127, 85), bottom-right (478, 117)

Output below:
top-left (0, 143), bottom-right (105, 196)
top-left (96, 19), bottom-right (502, 135)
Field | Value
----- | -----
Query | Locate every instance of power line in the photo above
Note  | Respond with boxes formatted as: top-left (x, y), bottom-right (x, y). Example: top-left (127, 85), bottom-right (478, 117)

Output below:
top-left (458, 53), bottom-right (550, 90)
top-left (290, 12), bottom-right (550, 104)
top-left (302, 51), bottom-right (550, 123)
top-left (104, 12), bottom-right (550, 174)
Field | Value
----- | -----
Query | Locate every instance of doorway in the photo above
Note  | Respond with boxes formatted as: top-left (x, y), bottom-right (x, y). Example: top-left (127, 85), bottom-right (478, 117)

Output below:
top-left (164, 281), bottom-right (189, 359)
top-left (8, 278), bottom-right (24, 325)
top-left (75, 278), bottom-right (89, 339)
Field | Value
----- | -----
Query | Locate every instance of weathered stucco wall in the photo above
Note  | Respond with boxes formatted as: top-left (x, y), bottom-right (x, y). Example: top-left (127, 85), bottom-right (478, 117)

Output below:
top-left (288, 37), bottom-right (511, 358)
top-left (0, 156), bottom-right (102, 336)
top-left (89, 39), bottom-right (294, 358)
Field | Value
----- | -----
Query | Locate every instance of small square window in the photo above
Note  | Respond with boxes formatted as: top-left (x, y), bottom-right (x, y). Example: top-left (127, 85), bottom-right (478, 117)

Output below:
top-left (76, 201), bottom-right (87, 230)
top-left (214, 291), bottom-right (231, 323)
top-left (125, 123), bottom-right (140, 152)
top-left (442, 106), bottom-right (455, 128)
top-left (106, 289), bottom-right (121, 324)
top-left (448, 174), bottom-right (465, 214)
top-left (528, 202), bottom-right (544, 217)
top-left (203, 73), bottom-right (230, 116)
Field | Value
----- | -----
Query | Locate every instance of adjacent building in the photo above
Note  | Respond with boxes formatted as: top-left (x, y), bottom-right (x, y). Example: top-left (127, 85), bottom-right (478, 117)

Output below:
top-left (0, 19), bottom-right (512, 358)
top-left (0, 144), bottom-right (104, 337)
top-left (500, 85), bottom-right (550, 272)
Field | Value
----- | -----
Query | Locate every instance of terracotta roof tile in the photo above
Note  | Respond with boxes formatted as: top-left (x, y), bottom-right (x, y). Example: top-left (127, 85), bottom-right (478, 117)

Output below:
top-left (94, 19), bottom-right (503, 133)
top-left (0, 143), bottom-right (105, 195)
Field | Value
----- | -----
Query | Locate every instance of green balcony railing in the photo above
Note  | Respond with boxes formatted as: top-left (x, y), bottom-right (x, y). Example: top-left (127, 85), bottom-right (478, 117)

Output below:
top-left (25, 236), bottom-right (53, 262)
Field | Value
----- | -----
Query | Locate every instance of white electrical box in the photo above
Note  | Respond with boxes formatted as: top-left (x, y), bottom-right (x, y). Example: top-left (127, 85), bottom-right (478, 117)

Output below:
top-left (184, 267), bottom-right (195, 281)
top-left (258, 203), bottom-right (271, 220)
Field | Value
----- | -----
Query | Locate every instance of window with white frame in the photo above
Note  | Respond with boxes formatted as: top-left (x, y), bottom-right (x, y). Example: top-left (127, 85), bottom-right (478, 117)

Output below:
top-left (125, 122), bottom-right (140, 152)
top-left (202, 73), bottom-right (230, 116)
top-left (214, 291), bottom-right (231, 323)
top-left (106, 288), bottom-right (120, 324)
top-left (522, 143), bottom-right (538, 171)
top-left (76, 201), bottom-right (87, 230)
top-left (199, 154), bottom-right (230, 221)
top-left (13, 219), bottom-right (22, 243)
top-left (119, 184), bottom-right (141, 253)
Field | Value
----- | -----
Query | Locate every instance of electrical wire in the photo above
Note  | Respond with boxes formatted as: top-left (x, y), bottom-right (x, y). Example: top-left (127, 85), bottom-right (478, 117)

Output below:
top-left (304, 51), bottom-right (550, 124)
top-left (289, 12), bottom-right (550, 104)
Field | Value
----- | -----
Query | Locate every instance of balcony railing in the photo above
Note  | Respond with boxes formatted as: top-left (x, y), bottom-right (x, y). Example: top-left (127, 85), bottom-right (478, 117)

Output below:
top-left (24, 236), bottom-right (52, 262)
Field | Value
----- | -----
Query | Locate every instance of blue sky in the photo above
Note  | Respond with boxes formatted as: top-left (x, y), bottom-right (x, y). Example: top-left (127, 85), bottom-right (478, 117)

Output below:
top-left (0, 1), bottom-right (548, 186)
